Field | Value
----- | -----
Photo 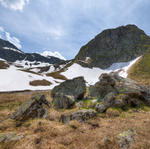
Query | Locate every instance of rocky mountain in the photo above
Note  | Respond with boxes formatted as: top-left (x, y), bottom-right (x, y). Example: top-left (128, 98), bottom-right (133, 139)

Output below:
top-left (0, 38), bottom-right (64, 64)
top-left (75, 24), bottom-right (150, 69)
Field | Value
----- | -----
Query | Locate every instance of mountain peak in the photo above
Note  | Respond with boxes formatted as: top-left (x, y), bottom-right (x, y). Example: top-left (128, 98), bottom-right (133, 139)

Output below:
top-left (75, 24), bottom-right (150, 69)
top-left (40, 51), bottom-right (66, 60)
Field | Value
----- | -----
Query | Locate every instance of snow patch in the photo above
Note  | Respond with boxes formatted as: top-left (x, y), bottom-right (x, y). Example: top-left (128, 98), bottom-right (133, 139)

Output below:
top-left (3, 47), bottom-right (23, 54)
top-left (61, 57), bottom-right (141, 85)
top-left (40, 51), bottom-right (66, 60)
top-left (0, 65), bottom-right (64, 92)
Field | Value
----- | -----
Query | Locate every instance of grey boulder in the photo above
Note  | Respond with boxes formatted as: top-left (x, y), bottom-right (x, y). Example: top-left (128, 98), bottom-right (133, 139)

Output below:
top-left (11, 94), bottom-right (50, 121)
top-left (52, 93), bottom-right (75, 109)
top-left (60, 109), bottom-right (97, 124)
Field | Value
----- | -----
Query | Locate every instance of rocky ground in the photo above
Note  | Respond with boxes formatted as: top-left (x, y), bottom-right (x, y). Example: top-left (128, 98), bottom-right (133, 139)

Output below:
top-left (0, 74), bottom-right (150, 149)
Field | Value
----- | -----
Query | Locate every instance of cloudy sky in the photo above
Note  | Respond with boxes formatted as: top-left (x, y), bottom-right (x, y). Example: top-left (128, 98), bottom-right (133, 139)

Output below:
top-left (0, 0), bottom-right (150, 59)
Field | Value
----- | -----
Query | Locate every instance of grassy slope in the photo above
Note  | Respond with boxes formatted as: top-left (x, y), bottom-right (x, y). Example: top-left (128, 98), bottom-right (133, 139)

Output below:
top-left (128, 51), bottom-right (150, 85)
top-left (127, 34), bottom-right (150, 85)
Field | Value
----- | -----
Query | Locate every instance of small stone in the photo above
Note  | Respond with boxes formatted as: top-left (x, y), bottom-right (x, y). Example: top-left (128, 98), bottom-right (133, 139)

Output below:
top-left (116, 129), bottom-right (136, 149)
top-left (60, 109), bottom-right (97, 124)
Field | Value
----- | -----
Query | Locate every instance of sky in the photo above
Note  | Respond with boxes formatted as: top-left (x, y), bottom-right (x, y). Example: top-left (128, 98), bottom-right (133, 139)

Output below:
top-left (0, 0), bottom-right (150, 60)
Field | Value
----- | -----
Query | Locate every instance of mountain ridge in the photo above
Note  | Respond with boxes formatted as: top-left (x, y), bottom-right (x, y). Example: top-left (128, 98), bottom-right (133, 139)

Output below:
top-left (0, 38), bottom-right (64, 64)
top-left (75, 24), bottom-right (150, 69)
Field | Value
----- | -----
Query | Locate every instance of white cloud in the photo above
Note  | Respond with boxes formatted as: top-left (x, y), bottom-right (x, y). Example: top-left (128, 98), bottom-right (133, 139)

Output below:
top-left (0, 0), bottom-right (29, 11)
top-left (0, 26), bottom-right (22, 49)
top-left (0, 26), bottom-right (4, 32)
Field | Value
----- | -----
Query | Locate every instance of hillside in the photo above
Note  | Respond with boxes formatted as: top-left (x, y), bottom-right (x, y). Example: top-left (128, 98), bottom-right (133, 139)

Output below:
top-left (1, 24), bottom-right (150, 92)
top-left (0, 38), bottom-right (64, 64)
top-left (128, 50), bottom-right (150, 85)
top-left (75, 25), bottom-right (150, 69)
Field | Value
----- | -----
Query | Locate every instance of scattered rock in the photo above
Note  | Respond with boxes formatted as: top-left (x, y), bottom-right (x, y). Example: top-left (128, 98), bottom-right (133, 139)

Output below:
top-left (0, 132), bottom-right (24, 143)
top-left (51, 77), bottom-right (86, 101)
top-left (75, 101), bottom-right (84, 108)
top-left (116, 129), bottom-right (136, 149)
top-left (95, 103), bottom-right (107, 113)
top-left (11, 94), bottom-right (50, 121)
top-left (60, 109), bottom-right (97, 124)
top-left (52, 93), bottom-right (75, 109)
top-left (89, 73), bottom-right (150, 112)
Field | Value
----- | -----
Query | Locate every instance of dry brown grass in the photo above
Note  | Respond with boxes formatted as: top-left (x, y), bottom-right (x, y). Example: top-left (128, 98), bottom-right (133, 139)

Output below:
top-left (0, 60), bottom-right (9, 69)
top-left (46, 72), bottom-right (67, 80)
top-left (0, 90), bottom-right (51, 121)
top-left (29, 79), bottom-right (52, 86)
top-left (0, 92), bottom-right (150, 149)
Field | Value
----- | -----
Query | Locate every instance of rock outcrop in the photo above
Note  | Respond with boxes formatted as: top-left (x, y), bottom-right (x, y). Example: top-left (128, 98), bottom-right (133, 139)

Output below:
top-left (52, 94), bottom-right (75, 109)
top-left (11, 94), bottom-right (50, 121)
top-left (60, 109), bottom-right (97, 124)
top-left (51, 77), bottom-right (86, 109)
top-left (89, 73), bottom-right (150, 112)
top-left (75, 25), bottom-right (150, 69)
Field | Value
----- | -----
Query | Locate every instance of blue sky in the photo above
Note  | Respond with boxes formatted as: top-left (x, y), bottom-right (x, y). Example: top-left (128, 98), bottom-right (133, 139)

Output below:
top-left (0, 0), bottom-right (150, 59)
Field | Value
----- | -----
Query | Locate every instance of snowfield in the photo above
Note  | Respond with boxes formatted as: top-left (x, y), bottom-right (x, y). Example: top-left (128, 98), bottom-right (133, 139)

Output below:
top-left (0, 65), bottom-right (63, 92)
top-left (0, 57), bottom-right (140, 92)
top-left (61, 57), bottom-right (141, 85)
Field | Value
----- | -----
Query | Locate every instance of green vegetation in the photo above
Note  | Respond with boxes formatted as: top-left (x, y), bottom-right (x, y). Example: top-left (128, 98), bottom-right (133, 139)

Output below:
top-left (82, 99), bottom-right (97, 109)
top-left (128, 52), bottom-right (150, 85)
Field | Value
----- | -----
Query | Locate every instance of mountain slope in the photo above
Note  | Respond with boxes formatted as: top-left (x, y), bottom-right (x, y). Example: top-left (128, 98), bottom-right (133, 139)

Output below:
top-left (128, 49), bottom-right (150, 85)
top-left (75, 24), bottom-right (150, 69)
top-left (0, 38), bottom-right (64, 64)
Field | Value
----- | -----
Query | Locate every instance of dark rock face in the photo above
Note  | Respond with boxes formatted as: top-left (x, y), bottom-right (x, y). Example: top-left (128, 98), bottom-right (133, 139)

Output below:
top-left (75, 25), bottom-right (150, 69)
top-left (51, 77), bottom-right (86, 106)
top-left (52, 94), bottom-right (75, 109)
top-left (89, 73), bottom-right (150, 112)
top-left (0, 38), bottom-right (63, 64)
top-left (60, 109), bottom-right (97, 124)
top-left (11, 94), bottom-right (50, 121)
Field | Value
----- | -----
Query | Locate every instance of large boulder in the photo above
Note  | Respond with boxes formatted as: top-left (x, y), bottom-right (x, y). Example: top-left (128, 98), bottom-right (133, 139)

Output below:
top-left (52, 93), bottom-right (75, 109)
top-left (60, 109), bottom-right (97, 124)
top-left (11, 94), bottom-right (50, 121)
top-left (51, 77), bottom-right (86, 109)
top-left (89, 73), bottom-right (150, 112)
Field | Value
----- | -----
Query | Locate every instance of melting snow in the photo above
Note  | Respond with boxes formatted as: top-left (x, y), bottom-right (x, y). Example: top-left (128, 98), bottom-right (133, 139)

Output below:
top-left (0, 56), bottom-right (141, 92)
top-left (0, 65), bottom-right (63, 92)
top-left (3, 47), bottom-right (23, 54)
top-left (61, 57), bottom-right (141, 85)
